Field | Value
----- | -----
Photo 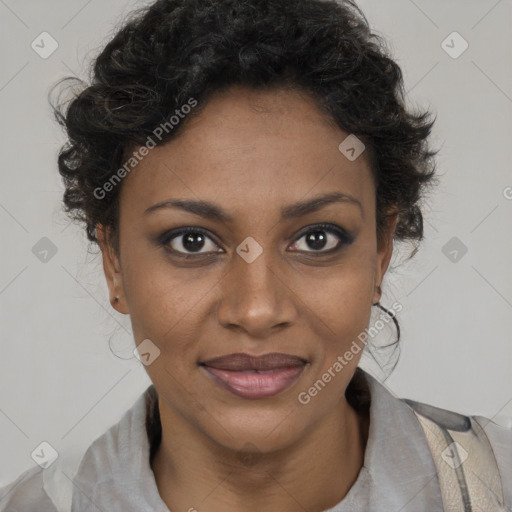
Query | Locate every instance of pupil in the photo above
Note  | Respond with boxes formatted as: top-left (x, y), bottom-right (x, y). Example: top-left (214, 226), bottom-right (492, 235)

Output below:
top-left (183, 233), bottom-right (205, 252)
top-left (307, 231), bottom-right (327, 250)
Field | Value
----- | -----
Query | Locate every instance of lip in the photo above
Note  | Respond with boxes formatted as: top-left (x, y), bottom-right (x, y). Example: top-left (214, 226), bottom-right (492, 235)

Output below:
top-left (199, 352), bottom-right (307, 399)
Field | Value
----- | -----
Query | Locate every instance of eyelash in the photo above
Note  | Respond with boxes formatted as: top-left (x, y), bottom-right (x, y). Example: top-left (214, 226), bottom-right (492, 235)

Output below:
top-left (158, 223), bottom-right (354, 259)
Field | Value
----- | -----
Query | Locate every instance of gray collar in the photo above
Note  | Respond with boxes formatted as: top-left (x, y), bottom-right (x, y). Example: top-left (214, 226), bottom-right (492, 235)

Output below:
top-left (325, 370), bottom-right (443, 511)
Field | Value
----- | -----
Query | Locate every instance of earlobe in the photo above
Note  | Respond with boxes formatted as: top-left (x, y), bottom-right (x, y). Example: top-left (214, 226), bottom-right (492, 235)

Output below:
top-left (373, 210), bottom-right (399, 305)
top-left (372, 284), bottom-right (382, 306)
top-left (97, 223), bottom-right (128, 314)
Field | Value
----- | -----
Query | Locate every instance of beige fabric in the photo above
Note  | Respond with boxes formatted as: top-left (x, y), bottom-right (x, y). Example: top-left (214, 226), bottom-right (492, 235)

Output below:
top-left (414, 411), bottom-right (506, 511)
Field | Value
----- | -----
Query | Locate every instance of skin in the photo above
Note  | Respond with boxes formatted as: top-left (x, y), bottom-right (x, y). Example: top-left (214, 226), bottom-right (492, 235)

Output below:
top-left (97, 85), bottom-right (398, 512)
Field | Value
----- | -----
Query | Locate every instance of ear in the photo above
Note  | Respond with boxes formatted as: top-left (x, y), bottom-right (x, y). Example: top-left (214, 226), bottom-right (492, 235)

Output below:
top-left (372, 208), bottom-right (399, 305)
top-left (96, 223), bottom-right (129, 314)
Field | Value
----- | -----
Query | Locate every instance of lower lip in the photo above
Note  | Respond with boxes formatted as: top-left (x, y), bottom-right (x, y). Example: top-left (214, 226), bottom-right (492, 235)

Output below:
top-left (201, 365), bottom-right (305, 399)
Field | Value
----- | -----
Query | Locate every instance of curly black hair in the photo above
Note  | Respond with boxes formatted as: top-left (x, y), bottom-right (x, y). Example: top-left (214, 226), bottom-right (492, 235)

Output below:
top-left (52, 0), bottom-right (439, 254)
top-left (50, 0), bottom-right (440, 395)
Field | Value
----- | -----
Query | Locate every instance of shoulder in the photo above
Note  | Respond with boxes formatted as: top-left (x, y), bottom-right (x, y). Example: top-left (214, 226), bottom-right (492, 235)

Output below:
top-left (0, 465), bottom-right (58, 512)
top-left (473, 414), bottom-right (512, 505)
top-left (1, 386), bottom-right (154, 512)
top-left (402, 397), bottom-right (512, 509)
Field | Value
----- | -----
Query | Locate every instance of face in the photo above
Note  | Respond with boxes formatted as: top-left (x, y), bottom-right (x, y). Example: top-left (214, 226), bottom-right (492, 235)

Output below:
top-left (98, 85), bottom-right (397, 454)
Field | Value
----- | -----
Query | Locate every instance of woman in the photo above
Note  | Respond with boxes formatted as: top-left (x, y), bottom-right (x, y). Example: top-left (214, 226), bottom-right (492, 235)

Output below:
top-left (1, 0), bottom-right (510, 510)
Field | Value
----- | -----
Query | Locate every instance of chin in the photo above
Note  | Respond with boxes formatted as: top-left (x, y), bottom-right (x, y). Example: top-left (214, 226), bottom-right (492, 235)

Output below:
top-left (202, 407), bottom-right (309, 455)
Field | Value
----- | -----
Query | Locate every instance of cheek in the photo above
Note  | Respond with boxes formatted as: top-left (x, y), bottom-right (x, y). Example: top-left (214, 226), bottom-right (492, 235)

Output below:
top-left (294, 261), bottom-right (375, 408)
top-left (296, 249), bottom-right (376, 330)
top-left (121, 247), bottom-right (216, 355)
top-left (291, 249), bottom-right (376, 385)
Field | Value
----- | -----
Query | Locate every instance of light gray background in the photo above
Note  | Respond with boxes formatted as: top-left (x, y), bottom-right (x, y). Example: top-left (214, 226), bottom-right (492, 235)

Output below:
top-left (0, 0), bottom-right (511, 486)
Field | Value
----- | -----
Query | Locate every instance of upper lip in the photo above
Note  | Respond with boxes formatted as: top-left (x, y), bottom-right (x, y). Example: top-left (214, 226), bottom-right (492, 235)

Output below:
top-left (200, 352), bottom-right (307, 371)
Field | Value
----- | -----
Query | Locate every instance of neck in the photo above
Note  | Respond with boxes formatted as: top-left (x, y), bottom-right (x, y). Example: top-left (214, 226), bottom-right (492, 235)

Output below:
top-left (151, 395), bottom-right (369, 512)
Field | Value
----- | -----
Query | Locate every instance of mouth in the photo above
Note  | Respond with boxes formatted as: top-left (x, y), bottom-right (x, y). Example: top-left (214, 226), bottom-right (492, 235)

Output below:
top-left (199, 352), bottom-right (307, 400)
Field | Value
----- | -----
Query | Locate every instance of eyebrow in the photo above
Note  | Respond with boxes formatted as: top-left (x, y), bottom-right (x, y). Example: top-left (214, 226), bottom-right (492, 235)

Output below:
top-left (143, 192), bottom-right (363, 222)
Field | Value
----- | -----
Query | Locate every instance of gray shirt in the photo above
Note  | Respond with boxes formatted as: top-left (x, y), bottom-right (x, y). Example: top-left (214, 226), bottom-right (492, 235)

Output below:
top-left (1, 369), bottom-right (511, 511)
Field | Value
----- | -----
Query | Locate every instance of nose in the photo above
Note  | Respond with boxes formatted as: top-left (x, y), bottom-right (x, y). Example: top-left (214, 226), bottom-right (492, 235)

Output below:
top-left (215, 246), bottom-right (299, 338)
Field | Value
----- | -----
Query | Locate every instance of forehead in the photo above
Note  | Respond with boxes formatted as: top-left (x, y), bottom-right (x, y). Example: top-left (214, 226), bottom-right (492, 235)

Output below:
top-left (118, 86), bottom-right (375, 221)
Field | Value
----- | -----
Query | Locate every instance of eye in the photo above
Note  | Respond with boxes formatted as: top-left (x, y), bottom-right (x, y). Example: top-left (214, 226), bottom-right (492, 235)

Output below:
top-left (160, 227), bottom-right (222, 256)
top-left (288, 223), bottom-right (354, 254)
top-left (158, 223), bottom-right (354, 258)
